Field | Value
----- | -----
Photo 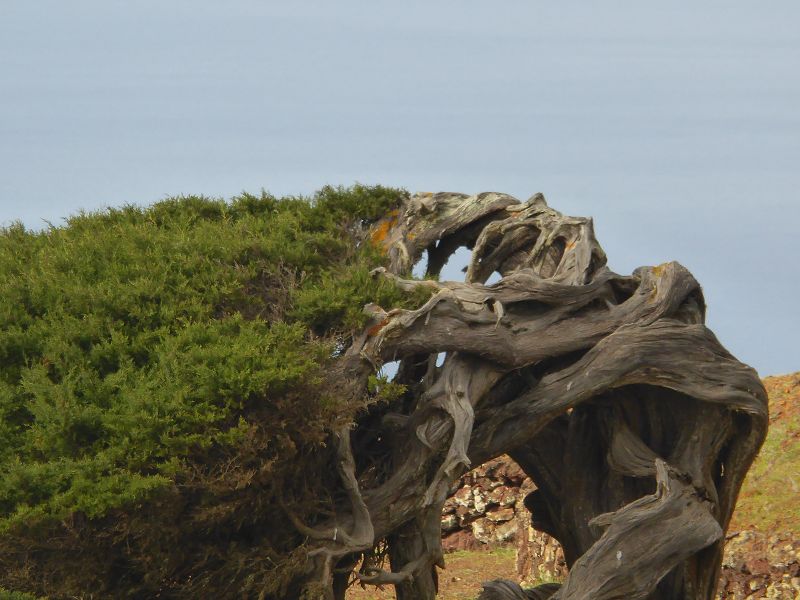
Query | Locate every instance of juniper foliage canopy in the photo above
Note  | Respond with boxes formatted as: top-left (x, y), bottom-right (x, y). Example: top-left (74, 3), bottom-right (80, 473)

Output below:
top-left (0, 185), bottom-right (423, 597)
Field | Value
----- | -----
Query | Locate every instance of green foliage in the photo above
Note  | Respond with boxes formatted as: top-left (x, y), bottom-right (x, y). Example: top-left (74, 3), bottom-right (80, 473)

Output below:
top-left (0, 184), bottom-right (424, 596)
top-left (0, 590), bottom-right (43, 600)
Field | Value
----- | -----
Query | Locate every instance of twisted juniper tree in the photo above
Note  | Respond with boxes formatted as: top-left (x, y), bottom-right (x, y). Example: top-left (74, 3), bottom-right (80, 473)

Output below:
top-left (296, 191), bottom-right (767, 600)
top-left (0, 187), bottom-right (765, 599)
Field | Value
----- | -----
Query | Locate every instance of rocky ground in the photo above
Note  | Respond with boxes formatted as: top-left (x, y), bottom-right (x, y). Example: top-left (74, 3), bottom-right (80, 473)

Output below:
top-left (717, 531), bottom-right (800, 599)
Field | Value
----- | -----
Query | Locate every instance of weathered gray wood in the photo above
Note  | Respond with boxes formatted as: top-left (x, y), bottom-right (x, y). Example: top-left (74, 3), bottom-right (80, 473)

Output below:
top-left (285, 192), bottom-right (767, 599)
top-left (479, 579), bottom-right (561, 599)
top-left (552, 460), bottom-right (722, 599)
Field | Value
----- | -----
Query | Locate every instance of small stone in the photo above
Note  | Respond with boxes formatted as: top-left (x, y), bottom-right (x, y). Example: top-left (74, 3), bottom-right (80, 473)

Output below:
top-left (471, 518), bottom-right (494, 544)
top-left (473, 490), bottom-right (487, 514)
top-left (486, 507), bottom-right (515, 523)
top-left (441, 513), bottom-right (458, 532)
top-left (493, 519), bottom-right (517, 543)
top-left (453, 486), bottom-right (472, 507)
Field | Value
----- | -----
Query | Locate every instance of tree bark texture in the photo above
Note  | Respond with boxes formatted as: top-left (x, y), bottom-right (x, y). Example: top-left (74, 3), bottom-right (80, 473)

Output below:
top-left (285, 192), bottom-right (767, 600)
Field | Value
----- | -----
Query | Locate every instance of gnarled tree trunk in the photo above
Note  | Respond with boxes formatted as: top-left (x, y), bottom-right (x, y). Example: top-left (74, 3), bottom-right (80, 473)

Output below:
top-left (284, 192), bottom-right (767, 600)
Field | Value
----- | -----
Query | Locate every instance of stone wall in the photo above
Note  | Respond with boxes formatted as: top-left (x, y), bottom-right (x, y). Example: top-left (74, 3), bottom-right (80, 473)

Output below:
top-left (441, 456), bottom-right (527, 552)
top-left (440, 456), bottom-right (567, 582)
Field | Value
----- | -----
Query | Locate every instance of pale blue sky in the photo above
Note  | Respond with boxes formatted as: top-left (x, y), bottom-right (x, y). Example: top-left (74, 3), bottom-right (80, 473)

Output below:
top-left (1, 2), bottom-right (798, 375)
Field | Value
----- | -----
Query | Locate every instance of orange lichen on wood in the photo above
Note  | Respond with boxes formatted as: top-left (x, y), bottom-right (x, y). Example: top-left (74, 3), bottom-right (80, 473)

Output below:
top-left (366, 317), bottom-right (391, 337)
top-left (370, 210), bottom-right (400, 247)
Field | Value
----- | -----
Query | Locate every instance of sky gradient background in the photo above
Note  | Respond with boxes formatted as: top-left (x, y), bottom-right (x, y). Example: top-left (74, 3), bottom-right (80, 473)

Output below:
top-left (1, 1), bottom-right (798, 375)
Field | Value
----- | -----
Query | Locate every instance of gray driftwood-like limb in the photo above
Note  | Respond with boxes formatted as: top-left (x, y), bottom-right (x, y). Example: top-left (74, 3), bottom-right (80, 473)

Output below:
top-left (479, 580), bottom-right (561, 600)
top-left (287, 192), bottom-right (766, 600)
top-left (552, 460), bottom-right (722, 599)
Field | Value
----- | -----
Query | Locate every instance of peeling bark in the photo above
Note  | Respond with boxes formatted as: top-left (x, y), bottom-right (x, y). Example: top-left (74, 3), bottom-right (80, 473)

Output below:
top-left (285, 192), bottom-right (767, 599)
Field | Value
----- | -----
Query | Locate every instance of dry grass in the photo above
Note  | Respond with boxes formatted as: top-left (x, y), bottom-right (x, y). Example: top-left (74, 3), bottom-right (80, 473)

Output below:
top-left (730, 372), bottom-right (800, 535)
top-left (346, 547), bottom-right (519, 600)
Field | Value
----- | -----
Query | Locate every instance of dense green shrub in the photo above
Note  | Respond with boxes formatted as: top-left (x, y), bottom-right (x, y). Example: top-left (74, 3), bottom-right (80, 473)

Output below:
top-left (0, 185), bottom-right (424, 597)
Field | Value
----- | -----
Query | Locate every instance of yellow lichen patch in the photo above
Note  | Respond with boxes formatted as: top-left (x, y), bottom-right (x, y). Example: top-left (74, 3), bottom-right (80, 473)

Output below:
top-left (370, 209), bottom-right (400, 248)
top-left (648, 264), bottom-right (670, 301)
top-left (565, 240), bottom-right (576, 251)
top-left (648, 263), bottom-right (669, 302)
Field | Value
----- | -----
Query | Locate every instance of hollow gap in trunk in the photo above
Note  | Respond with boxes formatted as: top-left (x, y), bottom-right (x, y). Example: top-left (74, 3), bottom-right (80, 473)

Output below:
top-left (439, 246), bottom-right (473, 281)
top-left (412, 249), bottom-right (429, 279)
